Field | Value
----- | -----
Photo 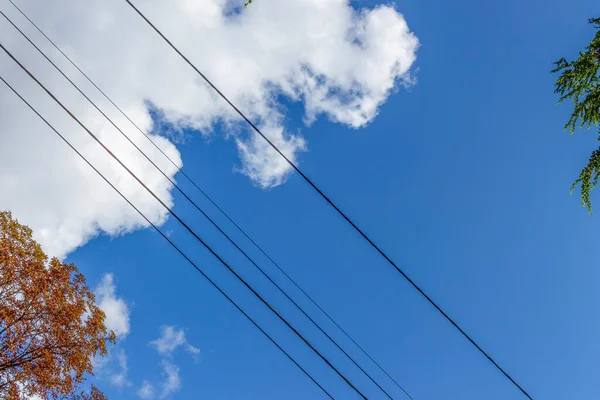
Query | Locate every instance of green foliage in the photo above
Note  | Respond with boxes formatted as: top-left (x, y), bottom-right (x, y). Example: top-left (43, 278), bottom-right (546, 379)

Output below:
top-left (244, 0), bottom-right (253, 8)
top-left (553, 17), bottom-right (600, 212)
top-left (571, 148), bottom-right (600, 211)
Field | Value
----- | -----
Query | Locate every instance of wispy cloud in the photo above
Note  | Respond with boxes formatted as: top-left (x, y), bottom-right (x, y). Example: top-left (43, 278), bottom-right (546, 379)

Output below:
top-left (159, 361), bottom-right (181, 399)
top-left (150, 325), bottom-right (200, 361)
top-left (185, 344), bottom-right (201, 364)
top-left (137, 381), bottom-right (156, 400)
top-left (136, 325), bottom-right (200, 398)
top-left (150, 326), bottom-right (187, 356)
top-left (109, 347), bottom-right (131, 388)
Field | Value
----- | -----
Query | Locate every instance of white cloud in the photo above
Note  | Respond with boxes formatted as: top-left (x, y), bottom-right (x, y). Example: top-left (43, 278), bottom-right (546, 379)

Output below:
top-left (150, 326), bottom-right (187, 355)
top-left (137, 381), bottom-right (156, 400)
top-left (95, 274), bottom-right (130, 338)
top-left (93, 274), bottom-right (131, 388)
top-left (140, 325), bottom-right (199, 397)
top-left (134, 361), bottom-right (182, 399)
top-left (0, 0), bottom-right (418, 258)
top-left (160, 361), bottom-right (181, 399)
top-left (236, 124), bottom-right (306, 188)
top-left (92, 346), bottom-right (131, 390)
top-left (185, 343), bottom-right (201, 364)
top-left (150, 326), bottom-right (199, 361)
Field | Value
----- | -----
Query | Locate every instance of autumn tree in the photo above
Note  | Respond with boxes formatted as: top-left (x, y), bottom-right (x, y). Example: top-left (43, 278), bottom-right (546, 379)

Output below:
top-left (553, 17), bottom-right (600, 211)
top-left (0, 211), bottom-right (115, 399)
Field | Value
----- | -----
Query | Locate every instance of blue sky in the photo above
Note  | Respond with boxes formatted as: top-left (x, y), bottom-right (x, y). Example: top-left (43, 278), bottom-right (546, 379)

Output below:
top-left (76, 0), bottom-right (600, 398)
top-left (2, 0), bottom-right (600, 398)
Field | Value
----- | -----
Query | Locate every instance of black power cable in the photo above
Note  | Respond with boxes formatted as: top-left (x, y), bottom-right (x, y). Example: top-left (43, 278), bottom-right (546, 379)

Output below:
top-left (0, 73), bottom-right (335, 400)
top-left (122, 1), bottom-right (534, 398)
top-left (0, 8), bottom-right (398, 398)
top-left (0, 42), bottom-right (368, 399)
top-left (4, 1), bottom-right (414, 397)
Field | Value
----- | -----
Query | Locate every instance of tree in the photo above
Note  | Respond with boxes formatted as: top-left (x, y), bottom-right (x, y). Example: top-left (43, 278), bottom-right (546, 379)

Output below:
top-left (553, 17), bottom-right (600, 212)
top-left (0, 211), bottom-right (115, 399)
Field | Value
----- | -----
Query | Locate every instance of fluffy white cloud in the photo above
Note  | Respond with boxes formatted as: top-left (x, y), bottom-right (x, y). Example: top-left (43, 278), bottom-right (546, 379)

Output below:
top-left (95, 274), bottom-right (131, 338)
top-left (0, 0), bottom-right (417, 258)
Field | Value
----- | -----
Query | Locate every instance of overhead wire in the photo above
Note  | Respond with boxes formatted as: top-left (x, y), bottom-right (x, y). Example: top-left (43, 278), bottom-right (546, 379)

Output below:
top-left (121, 1), bottom-right (534, 398)
top-left (0, 73), bottom-right (335, 400)
top-left (0, 41), bottom-right (369, 399)
top-left (2, 1), bottom-right (414, 398)
top-left (0, 7), bottom-right (399, 399)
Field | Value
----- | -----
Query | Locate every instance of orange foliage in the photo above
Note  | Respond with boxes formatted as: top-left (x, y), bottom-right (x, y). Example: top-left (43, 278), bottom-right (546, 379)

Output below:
top-left (0, 211), bottom-right (115, 399)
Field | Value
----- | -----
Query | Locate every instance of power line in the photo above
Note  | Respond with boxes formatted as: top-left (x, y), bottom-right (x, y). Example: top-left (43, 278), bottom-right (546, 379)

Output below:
top-left (0, 73), bottom-right (335, 400)
top-left (0, 42), bottom-right (368, 400)
top-left (121, 1), bottom-right (533, 398)
top-left (3, 2), bottom-right (414, 398)
top-left (0, 9), bottom-right (399, 399)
